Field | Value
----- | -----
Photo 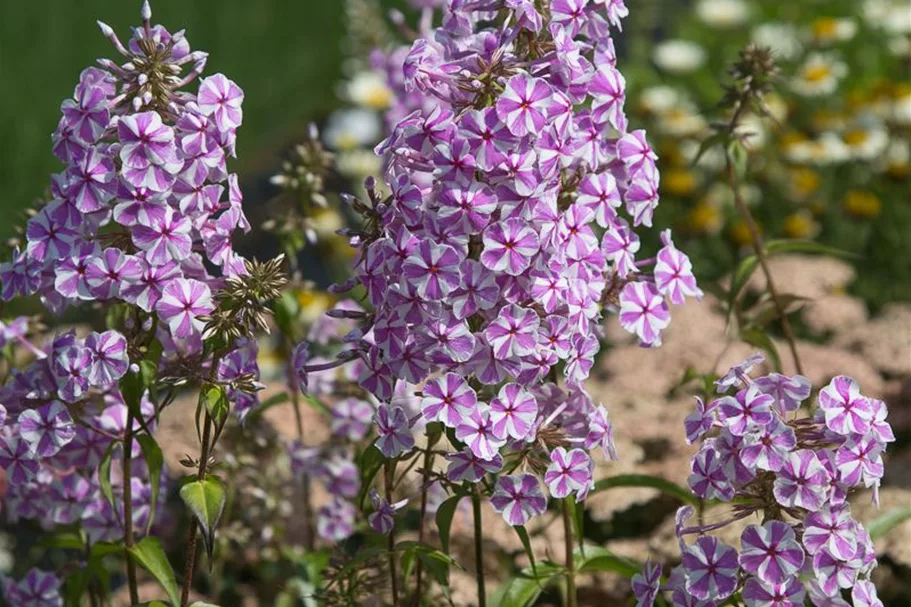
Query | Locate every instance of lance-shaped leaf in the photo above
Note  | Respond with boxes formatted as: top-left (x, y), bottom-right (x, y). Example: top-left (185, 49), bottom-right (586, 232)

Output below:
top-left (591, 473), bottom-right (699, 507)
top-left (179, 477), bottom-right (227, 567)
top-left (127, 537), bottom-right (181, 607)
top-left (136, 433), bottom-right (164, 535)
top-left (436, 492), bottom-right (465, 554)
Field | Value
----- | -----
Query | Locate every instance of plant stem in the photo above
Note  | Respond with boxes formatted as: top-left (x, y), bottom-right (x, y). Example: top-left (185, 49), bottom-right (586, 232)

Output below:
top-left (286, 339), bottom-right (314, 552)
top-left (414, 446), bottom-right (434, 600)
top-left (180, 408), bottom-right (213, 606)
top-left (122, 409), bottom-right (139, 605)
top-left (472, 486), bottom-right (487, 607)
top-left (385, 460), bottom-right (400, 605)
top-left (724, 154), bottom-right (804, 375)
top-left (562, 500), bottom-right (577, 607)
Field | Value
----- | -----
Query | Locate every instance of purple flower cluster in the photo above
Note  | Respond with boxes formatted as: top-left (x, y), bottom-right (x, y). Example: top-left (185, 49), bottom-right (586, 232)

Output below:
top-left (1, 568), bottom-right (63, 607)
top-left (632, 353), bottom-right (892, 607)
top-left (0, 4), bottom-right (250, 594)
top-left (0, 2), bottom-right (249, 358)
top-left (313, 0), bottom-right (698, 527)
top-left (0, 325), bottom-right (163, 543)
top-left (290, 299), bottom-right (378, 542)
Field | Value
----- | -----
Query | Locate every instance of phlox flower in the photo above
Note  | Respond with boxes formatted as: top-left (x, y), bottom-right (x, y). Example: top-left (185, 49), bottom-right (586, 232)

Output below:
top-left (485, 304), bottom-right (540, 361)
top-left (802, 505), bottom-right (858, 561)
top-left (0, 433), bottom-right (41, 483)
top-left (155, 278), bottom-right (214, 339)
top-left (619, 281), bottom-right (669, 347)
top-left (197, 73), bottom-right (244, 132)
top-left (374, 404), bottom-right (414, 457)
top-left (489, 473), bottom-right (547, 526)
top-left (445, 447), bottom-right (503, 483)
top-left (738, 521), bottom-right (805, 587)
top-left (480, 218), bottom-right (540, 276)
top-left (317, 497), bottom-right (356, 541)
top-left (495, 73), bottom-right (553, 137)
top-left (421, 373), bottom-right (477, 427)
top-left (631, 561), bottom-right (662, 607)
top-left (489, 383), bottom-right (538, 441)
top-left (455, 407), bottom-right (506, 461)
top-left (330, 398), bottom-right (374, 441)
top-left (742, 577), bottom-right (805, 607)
top-left (655, 229), bottom-right (703, 304)
top-left (773, 449), bottom-right (831, 511)
top-left (368, 489), bottom-right (407, 535)
top-left (681, 536), bottom-right (739, 601)
top-left (716, 384), bottom-right (774, 436)
top-left (402, 240), bottom-right (462, 300)
top-left (544, 447), bottom-right (592, 498)
top-left (1, 568), bottom-right (62, 607)
top-left (818, 375), bottom-right (874, 436)
top-left (85, 330), bottom-right (130, 387)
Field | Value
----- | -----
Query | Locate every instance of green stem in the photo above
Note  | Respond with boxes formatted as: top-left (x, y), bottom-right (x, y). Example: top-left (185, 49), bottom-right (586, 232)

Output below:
top-left (180, 408), bottom-right (213, 607)
top-left (472, 486), bottom-right (487, 607)
top-left (285, 338), bottom-right (314, 552)
top-left (385, 461), bottom-right (400, 605)
top-left (562, 500), bottom-right (577, 607)
top-left (122, 409), bottom-right (139, 605)
top-left (414, 445), bottom-right (434, 600)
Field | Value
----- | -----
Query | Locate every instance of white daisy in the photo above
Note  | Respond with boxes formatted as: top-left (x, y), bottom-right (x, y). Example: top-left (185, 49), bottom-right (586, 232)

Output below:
top-left (696, 0), bottom-right (750, 29)
top-left (791, 53), bottom-right (848, 97)
top-left (652, 40), bottom-right (707, 74)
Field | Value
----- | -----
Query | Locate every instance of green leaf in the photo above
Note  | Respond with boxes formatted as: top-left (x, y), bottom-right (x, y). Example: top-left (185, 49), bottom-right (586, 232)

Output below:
top-left (868, 506), bottom-right (911, 540)
top-left (513, 525), bottom-right (537, 576)
top-left (496, 562), bottom-right (563, 607)
top-left (120, 361), bottom-right (156, 419)
top-left (726, 254), bottom-right (759, 317)
top-left (436, 493), bottom-right (465, 555)
top-left (127, 537), bottom-right (181, 607)
top-left (136, 433), bottom-right (164, 536)
top-left (204, 385), bottom-right (230, 428)
top-left (356, 447), bottom-right (386, 508)
top-left (740, 327), bottom-right (782, 372)
top-left (179, 477), bottom-right (227, 566)
top-left (591, 474), bottom-right (699, 507)
top-left (274, 291), bottom-right (301, 338)
top-left (130, 602), bottom-right (170, 607)
top-left (98, 441), bottom-right (117, 510)
top-left (577, 547), bottom-right (640, 577)
top-left (189, 603), bottom-right (223, 607)
top-left (566, 498), bottom-right (585, 558)
top-left (302, 392), bottom-right (331, 415)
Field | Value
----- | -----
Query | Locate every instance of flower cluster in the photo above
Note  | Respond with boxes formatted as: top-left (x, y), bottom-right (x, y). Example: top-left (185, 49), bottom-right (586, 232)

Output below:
top-left (289, 299), bottom-right (382, 542)
top-left (296, 0), bottom-right (702, 528)
top-left (0, 1), bottom-right (249, 357)
top-left (0, 323), bottom-right (163, 546)
top-left (632, 353), bottom-right (893, 607)
top-left (0, 3), bottom-right (255, 598)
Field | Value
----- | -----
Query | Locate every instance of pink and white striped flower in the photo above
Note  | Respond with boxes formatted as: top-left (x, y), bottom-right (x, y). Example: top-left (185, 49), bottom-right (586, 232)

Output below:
top-left (155, 278), bottom-right (214, 339)
top-left (480, 218), bottom-right (540, 276)
top-left (489, 383), bottom-right (538, 441)
top-left (495, 73), bottom-right (553, 137)
top-left (421, 373), bottom-right (478, 427)
top-left (544, 447), bottom-right (592, 498)
top-left (619, 281), bottom-right (669, 346)
top-left (489, 473), bottom-right (547, 526)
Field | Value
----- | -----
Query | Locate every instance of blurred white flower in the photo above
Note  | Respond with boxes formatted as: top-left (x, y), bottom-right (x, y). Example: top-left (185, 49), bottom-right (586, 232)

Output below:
top-left (863, 0), bottom-right (911, 34)
top-left (639, 86), bottom-right (681, 114)
top-left (345, 71), bottom-right (393, 110)
top-left (696, 0), bottom-right (750, 29)
top-left (791, 53), bottom-right (847, 97)
top-left (893, 90), bottom-right (911, 125)
top-left (807, 17), bottom-right (858, 45)
top-left (652, 40), bottom-right (707, 74)
top-left (323, 108), bottom-right (382, 151)
top-left (658, 102), bottom-right (708, 137)
top-left (841, 123), bottom-right (890, 160)
top-left (752, 23), bottom-right (802, 61)
top-left (681, 139), bottom-right (726, 172)
top-left (336, 148), bottom-right (383, 180)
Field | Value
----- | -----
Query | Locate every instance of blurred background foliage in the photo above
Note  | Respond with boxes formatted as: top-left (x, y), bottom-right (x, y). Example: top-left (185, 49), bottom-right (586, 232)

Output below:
top-left (1, 0), bottom-right (908, 310)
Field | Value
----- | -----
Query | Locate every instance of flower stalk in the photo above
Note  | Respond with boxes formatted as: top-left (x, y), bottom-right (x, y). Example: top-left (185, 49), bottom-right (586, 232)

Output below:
top-left (472, 485), bottom-right (487, 607)
top-left (122, 408), bottom-right (139, 605)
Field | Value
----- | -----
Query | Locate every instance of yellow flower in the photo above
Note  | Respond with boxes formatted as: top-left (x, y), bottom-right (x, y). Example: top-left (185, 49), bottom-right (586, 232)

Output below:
top-left (783, 211), bottom-right (820, 239)
top-left (688, 200), bottom-right (724, 235)
top-left (728, 219), bottom-right (758, 247)
top-left (789, 167), bottom-right (821, 198)
top-left (809, 17), bottom-right (857, 45)
top-left (843, 191), bottom-right (882, 218)
top-left (663, 169), bottom-right (697, 196)
top-left (296, 290), bottom-right (335, 323)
